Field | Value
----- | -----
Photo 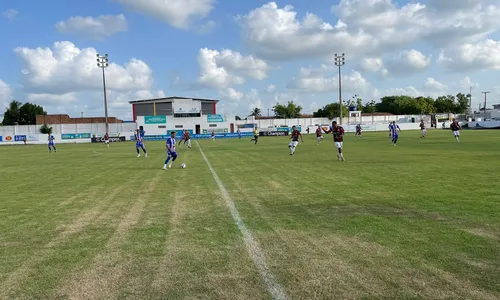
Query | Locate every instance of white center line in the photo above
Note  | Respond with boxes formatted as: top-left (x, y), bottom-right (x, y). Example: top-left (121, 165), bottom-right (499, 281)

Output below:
top-left (196, 140), bottom-right (288, 300)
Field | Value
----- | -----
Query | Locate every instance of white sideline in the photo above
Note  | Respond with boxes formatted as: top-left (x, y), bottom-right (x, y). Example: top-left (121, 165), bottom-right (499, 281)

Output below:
top-left (195, 141), bottom-right (288, 300)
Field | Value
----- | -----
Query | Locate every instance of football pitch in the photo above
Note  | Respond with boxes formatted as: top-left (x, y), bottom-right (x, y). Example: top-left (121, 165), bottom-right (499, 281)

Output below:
top-left (1, 130), bottom-right (499, 300)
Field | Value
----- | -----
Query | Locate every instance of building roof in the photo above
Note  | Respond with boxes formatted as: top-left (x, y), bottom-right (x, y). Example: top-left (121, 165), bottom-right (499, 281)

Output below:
top-left (129, 96), bottom-right (219, 104)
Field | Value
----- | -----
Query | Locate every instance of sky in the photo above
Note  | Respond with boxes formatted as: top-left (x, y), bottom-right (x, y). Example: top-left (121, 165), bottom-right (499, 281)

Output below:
top-left (1, 0), bottom-right (500, 120)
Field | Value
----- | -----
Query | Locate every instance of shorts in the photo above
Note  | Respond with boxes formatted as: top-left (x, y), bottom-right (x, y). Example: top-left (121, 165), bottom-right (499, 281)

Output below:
top-left (453, 131), bottom-right (460, 136)
top-left (289, 141), bottom-right (299, 147)
top-left (334, 142), bottom-right (343, 149)
top-left (48, 142), bottom-right (54, 147)
top-left (421, 129), bottom-right (427, 134)
top-left (104, 139), bottom-right (109, 144)
top-left (136, 142), bottom-right (144, 147)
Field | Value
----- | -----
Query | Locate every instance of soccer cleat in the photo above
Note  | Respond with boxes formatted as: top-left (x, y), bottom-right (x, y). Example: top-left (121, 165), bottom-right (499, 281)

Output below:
top-left (162, 166), bottom-right (167, 170)
top-left (137, 154), bottom-right (140, 157)
top-left (145, 153), bottom-right (148, 158)
top-left (168, 164), bottom-right (172, 169)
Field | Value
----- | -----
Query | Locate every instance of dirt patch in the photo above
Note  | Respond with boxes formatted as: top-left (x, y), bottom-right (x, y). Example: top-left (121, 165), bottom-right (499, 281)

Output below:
top-left (462, 228), bottom-right (499, 241)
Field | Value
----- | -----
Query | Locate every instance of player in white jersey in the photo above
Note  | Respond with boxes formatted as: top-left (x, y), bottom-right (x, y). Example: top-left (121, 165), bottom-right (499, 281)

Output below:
top-left (419, 120), bottom-right (427, 138)
top-left (163, 131), bottom-right (178, 169)
top-left (135, 129), bottom-right (147, 157)
top-left (389, 121), bottom-right (400, 146)
top-left (48, 134), bottom-right (57, 152)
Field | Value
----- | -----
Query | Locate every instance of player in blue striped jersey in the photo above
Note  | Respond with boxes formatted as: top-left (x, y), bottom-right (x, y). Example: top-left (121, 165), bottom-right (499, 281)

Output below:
top-left (135, 129), bottom-right (147, 157)
top-left (163, 131), bottom-right (178, 170)
top-left (389, 121), bottom-right (401, 146)
top-left (48, 134), bottom-right (57, 152)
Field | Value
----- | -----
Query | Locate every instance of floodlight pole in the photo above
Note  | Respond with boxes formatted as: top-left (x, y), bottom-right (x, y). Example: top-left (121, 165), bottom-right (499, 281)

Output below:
top-left (468, 86), bottom-right (474, 116)
top-left (334, 53), bottom-right (345, 124)
top-left (482, 91), bottom-right (490, 115)
top-left (97, 53), bottom-right (109, 134)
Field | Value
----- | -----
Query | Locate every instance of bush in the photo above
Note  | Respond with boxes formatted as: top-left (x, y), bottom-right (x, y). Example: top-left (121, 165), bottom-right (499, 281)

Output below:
top-left (39, 124), bottom-right (53, 135)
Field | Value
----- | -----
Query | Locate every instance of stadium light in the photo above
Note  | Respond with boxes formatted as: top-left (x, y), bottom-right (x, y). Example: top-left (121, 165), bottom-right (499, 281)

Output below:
top-left (97, 53), bottom-right (109, 134)
top-left (482, 91), bottom-right (490, 114)
top-left (334, 53), bottom-right (346, 124)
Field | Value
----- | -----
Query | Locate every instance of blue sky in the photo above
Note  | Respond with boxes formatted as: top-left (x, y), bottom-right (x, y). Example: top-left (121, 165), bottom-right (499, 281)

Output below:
top-left (1, 0), bottom-right (500, 119)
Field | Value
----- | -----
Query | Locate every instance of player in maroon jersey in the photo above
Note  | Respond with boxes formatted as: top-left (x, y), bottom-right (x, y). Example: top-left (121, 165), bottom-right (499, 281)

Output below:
top-left (450, 119), bottom-right (461, 142)
top-left (355, 124), bottom-right (362, 138)
top-left (323, 121), bottom-right (345, 161)
top-left (184, 130), bottom-right (192, 148)
top-left (315, 125), bottom-right (324, 145)
top-left (420, 120), bottom-right (427, 138)
top-left (288, 126), bottom-right (303, 155)
top-left (104, 132), bottom-right (109, 148)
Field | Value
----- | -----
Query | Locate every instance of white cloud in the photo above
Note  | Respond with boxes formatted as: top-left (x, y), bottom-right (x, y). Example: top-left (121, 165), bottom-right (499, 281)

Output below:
top-left (14, 41), bottom-right (153, 94)
top-left (438, 39), bottom-right (500, 72)
top-left (112, 0), bottom-right (215, 29)
top-left (287, 64), bottom-right (370, 93)
top-left (27, 93), bottom-right (78, 104)
top-left (381, 86), bottom-right (421, 97)
top-left (385, 49), bottom-right (431, 75)
top-left (238, 1), bottom-right (500, 61)
top-left (265, 84), bottom-right (276, 93)
top-left (0, 80), bottom-right (12, 111)
top-left (423, 78), bottom-right (447, 92)
top-left (2, 9), bottom-right (18, 21)
top-left (55, 15), bottom-right (127, 40)
top-left (360, 58), bottom-right (383, 72)
top-left (197, 48), bottom-right (268, 89)
top-left (218, 88), bottom-right (244, 102)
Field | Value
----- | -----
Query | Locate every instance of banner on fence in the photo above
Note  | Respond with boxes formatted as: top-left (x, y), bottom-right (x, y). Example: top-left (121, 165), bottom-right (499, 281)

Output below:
top-left (61, 133), bottom-right (91, 139)
top-left (27, 135), bottom-right (38, 141)
top-left (14, 135), bottom-right (26, 141)
top-left (259, 131), bottom-right (289, 136)
top-left (0, 136), bottom-right (2, 142)
top-left (5, 136), bottom-right (12, 142)
top-left (167, 129), bottom-right (194, 135)
top-left (91, 136), bottom-right (125, 143)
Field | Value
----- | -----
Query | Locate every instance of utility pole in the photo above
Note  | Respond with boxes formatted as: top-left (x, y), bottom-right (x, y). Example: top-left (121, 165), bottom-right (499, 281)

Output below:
top-left (97, 53), bottom-right (109, 134)
top-left (81, 112), bottom-right (83, 118)
top-left (482, 91), bottom-right (490, 114)
top-left (468, 86), bottom-right (474, 116)
top-left (334, 53), bottom-right (345, 124)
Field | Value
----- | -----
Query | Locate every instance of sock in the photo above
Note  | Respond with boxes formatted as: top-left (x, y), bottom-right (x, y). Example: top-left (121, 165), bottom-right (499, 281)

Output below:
top-left (53, 146), bottom-right (56, 151)
top-left (289, 146), bottom-right (293, 154)
top-left (292, 147), bottom-right (296, 154)
top-left (136, 148), bottom-right (140, 154)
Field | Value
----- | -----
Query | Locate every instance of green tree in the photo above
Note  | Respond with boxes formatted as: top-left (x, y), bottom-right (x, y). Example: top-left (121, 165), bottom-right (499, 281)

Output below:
top-left (455, 93), bottom-right (469, 114)
top-left (434, 95), bottom-right (457, 113)
top-left (235, 116), bottom-right (242, 120)
top-left (2, 100), bottom-right (46, 125)
top-left (19, 103), bottom-right (46, 125)
top-left (362, 100), bottom-right (377, 113)
top-left (250, 107), bottom-right (262, 117)
top-left (356, 98), bottom-right (363, 111)
top-left (273, 101), bottom-right (302, 118)
top-left (39, 124), bottom-right (53, 135)
top-left (2, 100), bottom-right (22, 125)
top-left (313, 103), bottom-right (348, 119)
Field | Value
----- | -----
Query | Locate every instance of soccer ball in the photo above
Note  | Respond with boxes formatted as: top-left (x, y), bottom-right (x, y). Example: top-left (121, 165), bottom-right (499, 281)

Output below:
top-left (181, 163), bottom-right (186, 169)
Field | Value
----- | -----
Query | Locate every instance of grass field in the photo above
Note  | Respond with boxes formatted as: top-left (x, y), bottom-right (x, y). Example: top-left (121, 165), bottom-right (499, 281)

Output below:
top-left (1, 129), bottom-right (499, 300)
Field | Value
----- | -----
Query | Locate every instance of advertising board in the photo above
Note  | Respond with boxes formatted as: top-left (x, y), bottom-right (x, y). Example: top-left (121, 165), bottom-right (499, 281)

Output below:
top-left (172, 99), bottom-right (201, 114)
top-left (207, 114), bottom-right (224, 122)
top-left (61, 133), bottom-right (91, 139)
top-left (144, 116), bottom-right (167, 124)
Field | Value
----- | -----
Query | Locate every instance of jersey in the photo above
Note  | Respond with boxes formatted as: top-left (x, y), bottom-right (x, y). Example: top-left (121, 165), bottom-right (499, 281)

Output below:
top-left (420, 122), bottom-right (425, 130)
top-left (450, 122), bottom-right (460, 131)
top-left (253, 129), bottom-right (258, 136)
top-left (356, 125), bottom-right (361, 132)
top-left (166, 137), bottom-right (176, 154)
top-left (291, 129), bottom-right (300, 141)
top-left (135, 134), bottom-right (144, 146)
top-left (185, 132), bottom-right (191, 140)
top-left (315, 128), bottom-right (322, 137)
top-left (48, 135), bottom-right (55, 145)
top-left (104, 133), bottom-right (109, 140)
top-left (389, 124), bottom-right (400, 137)
top-left (330, 126), bottom-right (344, 142)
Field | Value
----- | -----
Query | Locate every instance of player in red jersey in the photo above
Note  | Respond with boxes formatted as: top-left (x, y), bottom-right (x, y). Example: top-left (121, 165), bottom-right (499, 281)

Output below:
top-left (355, 124), bottom-right (362, 138)
top-left (315, 125), bottom-right (324, 145)
top-left (288, 126), bottom-right (303, 155)
top-left (323, 121), bottom-right (345, 161)
top-left (211, 131), bottom-right (215, 141)
top-left (184, 130), bottom-right (192, 148)
top-left (420, 120), bottom-right (427, 138)
top-left (450, 119), bottom-right (461, 142)
top-left (104, 132), bottom-right (109, 148)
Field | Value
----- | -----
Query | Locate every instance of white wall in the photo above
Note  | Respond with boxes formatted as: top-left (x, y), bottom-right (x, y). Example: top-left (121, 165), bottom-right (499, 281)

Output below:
top-left (136, 115), bottom-right (236, 135)
top-left (0, 123), bottom-right (136, 136)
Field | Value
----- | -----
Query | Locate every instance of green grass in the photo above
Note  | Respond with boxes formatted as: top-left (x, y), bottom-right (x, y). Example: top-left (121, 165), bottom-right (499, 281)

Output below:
top-left (0, 129), bottom-right (499, 299)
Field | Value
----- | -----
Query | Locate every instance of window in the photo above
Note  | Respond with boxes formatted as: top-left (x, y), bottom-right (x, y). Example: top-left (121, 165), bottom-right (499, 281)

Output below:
top-left (158, 125), bottom-right (166, 129)
top-left (175, 125), bottom-right (183, 128)
top-left (174, 113), bottom-right (201, 118)
top-left (209, 124), bottom-right (217, 127)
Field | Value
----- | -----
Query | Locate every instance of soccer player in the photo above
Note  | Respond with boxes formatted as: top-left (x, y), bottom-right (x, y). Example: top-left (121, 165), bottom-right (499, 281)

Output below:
top-left (288, 125), bottom-right (303, 155)
top-left (211, 131), bottom-right (215, 141)
top-left (178, 130), bottom-right (186, 145)
top-left (315, 125), bottom-right (324, 145)
top-left (251, 127), bottom-right (259, 144)
top-left (135, 129), bottom-right (147, 157)
top-left (420, 120), bottom-right (427, 138)
top-left (237, 129), bottom-right (241, 139)
top-left (184, 130), bottom-right (192, 149)
top-left (355, 124), bottom-right (362, 138)
top-left (48, 134), bottom-right (56, 152)
top-left (322, 121), bottom-right (345, 161)
top-left (104, 132), bottom-right (110, 147)
top-left (389, 121), bottom-right (400, 146)
top-left (163, 131), bottom-right (178, 170)
top-left (450, 119), bottom-right (461, 142)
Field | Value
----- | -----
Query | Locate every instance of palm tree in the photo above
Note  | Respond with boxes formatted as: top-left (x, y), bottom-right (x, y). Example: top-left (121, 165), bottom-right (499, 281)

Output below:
top-left (250, 107), bottom-right (262, 117)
